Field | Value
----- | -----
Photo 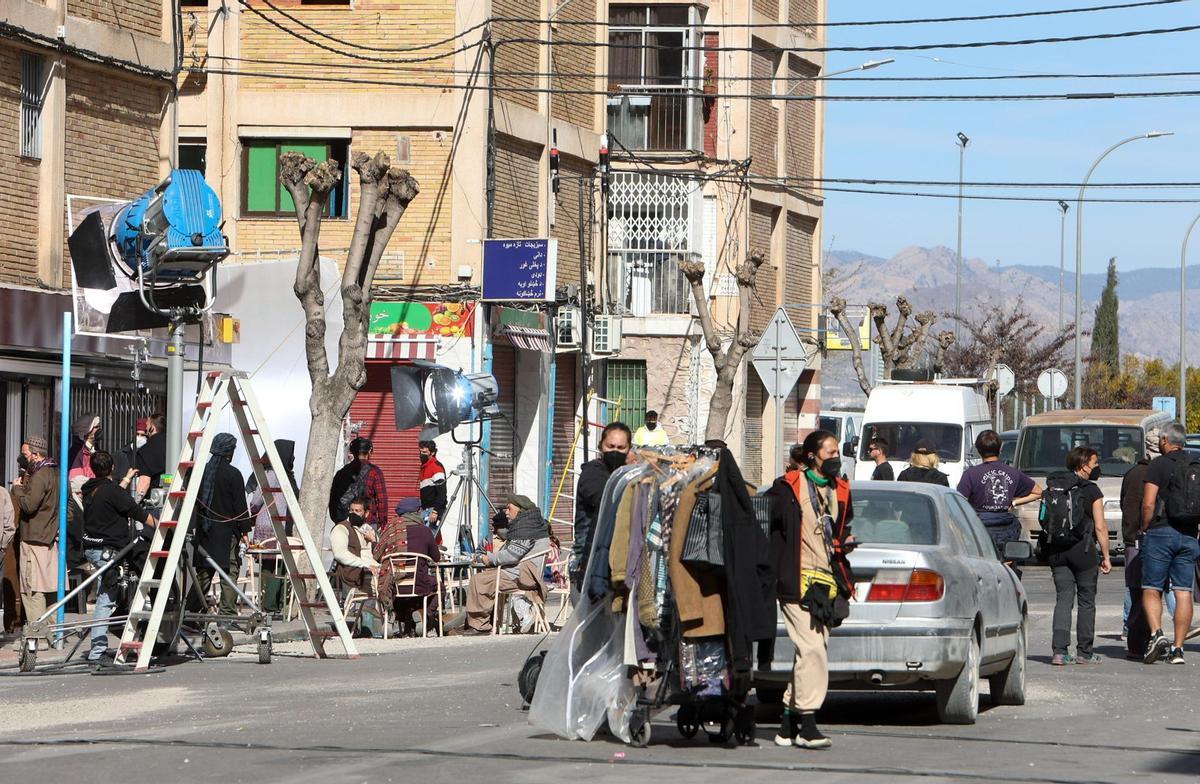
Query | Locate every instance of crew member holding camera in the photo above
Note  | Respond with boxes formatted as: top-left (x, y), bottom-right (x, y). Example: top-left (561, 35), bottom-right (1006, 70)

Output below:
top-left (80, 451), bottom-right (156, 662)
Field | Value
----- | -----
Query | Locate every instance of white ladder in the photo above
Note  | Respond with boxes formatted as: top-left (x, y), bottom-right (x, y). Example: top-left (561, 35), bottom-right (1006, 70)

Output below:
top-left (115, 372), bottom-right (358, 671)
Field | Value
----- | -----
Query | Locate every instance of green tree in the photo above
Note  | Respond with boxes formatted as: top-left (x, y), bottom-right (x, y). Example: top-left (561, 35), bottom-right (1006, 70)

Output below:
top-left (1090, 257), bottom-right (1120, 368)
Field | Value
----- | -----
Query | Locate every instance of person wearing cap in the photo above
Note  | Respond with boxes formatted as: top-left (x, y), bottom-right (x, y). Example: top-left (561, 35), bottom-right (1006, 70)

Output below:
top-left (896, 439), bottom-right (950, 486)
top-left (11, 436), bottom-right (60, 638)
top-left (328, 436), bottom-right (389, 530)
top-left (633, 410), bottom-right (670, 448)
top-left (68, 413), bottom-right (101, 483)
top-left (115, 417), bottom-right (150, 486)
top-left (457, 494), bottom-right (550, 635)
top-left (1119, 427), bottom-right (1173, 639)
top-left (374, 497), bottom-right (441, 636)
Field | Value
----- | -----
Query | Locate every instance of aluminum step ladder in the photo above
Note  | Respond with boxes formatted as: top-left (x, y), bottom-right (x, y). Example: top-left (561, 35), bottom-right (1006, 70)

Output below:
top-left (115, 372), bottom-right (358, 671)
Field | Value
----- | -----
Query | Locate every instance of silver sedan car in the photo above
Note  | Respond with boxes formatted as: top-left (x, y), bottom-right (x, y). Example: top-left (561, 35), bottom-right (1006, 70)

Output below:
top-left (754, 482), bottom-right (1030, 725)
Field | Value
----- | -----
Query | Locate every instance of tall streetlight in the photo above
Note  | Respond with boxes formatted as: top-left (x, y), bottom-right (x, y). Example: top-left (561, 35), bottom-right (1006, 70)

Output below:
top-left (1057, 201), bottom-right (1069, 332)
top-left (1073, 131), bottom-right (1173, 409)
top-left (1181, 213), bottom-right (1200, 430)
top-left (955, 132), bottom-right (969, 342)
top-left (776, 58), bottom-right (894, 96)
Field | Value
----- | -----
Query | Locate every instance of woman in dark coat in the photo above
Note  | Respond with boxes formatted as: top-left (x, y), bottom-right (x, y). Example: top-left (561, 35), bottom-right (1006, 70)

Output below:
top-left (188, 433), bottom-right (250, 616)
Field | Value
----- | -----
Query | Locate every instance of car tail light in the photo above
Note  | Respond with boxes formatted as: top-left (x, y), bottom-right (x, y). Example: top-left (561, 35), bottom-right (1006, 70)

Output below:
top-left (865, 568), bottom-right (945, 603)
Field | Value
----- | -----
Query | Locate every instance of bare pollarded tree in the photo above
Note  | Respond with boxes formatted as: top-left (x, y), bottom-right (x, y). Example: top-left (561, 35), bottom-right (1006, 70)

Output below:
top-left (828, 295), bottom-right (953, 396)
top-left (679, 250), bottom-right (766, 441)
top-left (279, 151), bottom-right (420, 545)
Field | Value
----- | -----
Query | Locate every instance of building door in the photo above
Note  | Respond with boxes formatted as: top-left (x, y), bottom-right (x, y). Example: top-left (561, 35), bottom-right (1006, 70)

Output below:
top-left (605, 359), bottom-right (647, 429)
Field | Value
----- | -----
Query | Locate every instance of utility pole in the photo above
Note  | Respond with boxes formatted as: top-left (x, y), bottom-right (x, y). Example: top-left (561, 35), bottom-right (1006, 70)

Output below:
top-left (1058, 200), bottom-right (1069, 332)
top-left (955, 132), bottom-right (969, 341)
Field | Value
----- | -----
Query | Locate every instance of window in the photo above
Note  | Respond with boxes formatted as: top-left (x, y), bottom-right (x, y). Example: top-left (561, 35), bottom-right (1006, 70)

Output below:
top-left (850, 489), bottom-right (939, 546)
top-left (948, 495), bottom-right (1000, 561)
top-left (860, 422), bottom-right (964, 463)
top-left (607, 5), bottom-right (701, 150)
top-left (241, 139), bottom-right (349, 218)
top-left (20, 52), bottom-right (44, 160)
top-left (179, 139), bottom-right (207, 173)
top-left (1016, 425), bottom-right (1143, 478)
top-left (606, 360), bottom-right (648, 430)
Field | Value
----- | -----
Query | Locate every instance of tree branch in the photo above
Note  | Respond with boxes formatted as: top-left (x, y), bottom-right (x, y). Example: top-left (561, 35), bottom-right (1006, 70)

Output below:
top-left (361, 167), bottom-right (420, 289)
top-left (679, 256), bottom-right (724, 363)
top-left (343, 152), bottom-right (390, 290)
top-left (830, 296), bottom-right (872, 396)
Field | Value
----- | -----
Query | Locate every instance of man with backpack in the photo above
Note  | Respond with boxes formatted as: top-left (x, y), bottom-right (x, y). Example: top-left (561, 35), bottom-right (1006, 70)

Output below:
top-left (1139, 422), bottom-right (1200, 664)
top-left (328, 437), bottom-right (389, 531)
top-left (1040, 447), bottom-right (1110, 665)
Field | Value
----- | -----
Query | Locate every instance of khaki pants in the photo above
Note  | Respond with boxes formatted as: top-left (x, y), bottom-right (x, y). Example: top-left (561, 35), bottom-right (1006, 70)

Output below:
top-left (780, 600), bottom-right (830, 713)
top-left (20, 541), bottom-right (58, 639)
top-left (466, 564), bottom-right (541, 631)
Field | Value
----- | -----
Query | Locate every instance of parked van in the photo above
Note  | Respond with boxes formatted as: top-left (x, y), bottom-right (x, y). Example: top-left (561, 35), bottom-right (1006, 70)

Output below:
top-left (854, 382), bottom-right (992, 486)
top-left (1014, 409), bottom-right (1172, 554)
top-left (820, 410), bottom-right (864, 478)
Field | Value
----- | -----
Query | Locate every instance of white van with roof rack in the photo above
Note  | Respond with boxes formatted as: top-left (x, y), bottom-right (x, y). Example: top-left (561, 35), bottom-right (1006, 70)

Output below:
top-left (853, 379), bottom-right (992, 487)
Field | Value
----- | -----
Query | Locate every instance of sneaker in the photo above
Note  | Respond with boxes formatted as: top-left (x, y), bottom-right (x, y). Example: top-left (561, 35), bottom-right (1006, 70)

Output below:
top-left (774, 711), bottom-right (797, 747)
top-left (1076, 653), bottom-right (1102, 665)
top-left (1144, 630), bottom-right (1171, 664)
top-left (1051, 653), bottom-right (1076, 665)
top-left (1168, 647), bottom-right (1185, 665)
top-left (796, 713), bottom-right (832, 750)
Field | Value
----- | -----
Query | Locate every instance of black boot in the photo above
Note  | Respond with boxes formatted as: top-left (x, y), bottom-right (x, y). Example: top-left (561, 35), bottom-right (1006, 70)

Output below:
top-left (796, 712), bottom-right (831, 749)
top-left (774, 710), bottom-right (797, 747)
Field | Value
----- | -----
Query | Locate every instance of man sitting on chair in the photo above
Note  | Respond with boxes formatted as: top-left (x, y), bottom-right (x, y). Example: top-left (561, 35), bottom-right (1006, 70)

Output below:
top-left (458, 494), bottom-right (550, 635)
top-left (375, 497), bottom-right (441, 636)
top-left (331, 497), bottom-right (380, 637)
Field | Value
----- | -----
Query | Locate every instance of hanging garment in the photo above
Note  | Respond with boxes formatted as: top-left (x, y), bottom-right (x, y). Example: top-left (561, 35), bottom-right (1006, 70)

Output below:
top-left (668, 464), bottom-right (725, 638)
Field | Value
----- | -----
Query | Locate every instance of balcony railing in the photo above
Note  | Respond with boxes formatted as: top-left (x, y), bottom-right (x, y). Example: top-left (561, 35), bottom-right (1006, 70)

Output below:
top-left (612, 251), bottom-right (692, 316)
top-left (607, 85), bottom-right (703, 152)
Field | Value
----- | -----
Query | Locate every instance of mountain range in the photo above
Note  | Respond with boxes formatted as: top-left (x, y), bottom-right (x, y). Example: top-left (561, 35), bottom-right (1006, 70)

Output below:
top-left (820, 246), bottom-right (1199, 406)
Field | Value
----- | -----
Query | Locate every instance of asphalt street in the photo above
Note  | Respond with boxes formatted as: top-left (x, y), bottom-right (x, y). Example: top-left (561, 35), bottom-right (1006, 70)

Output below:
top-left (1, 566), bottom-right (1197, 784)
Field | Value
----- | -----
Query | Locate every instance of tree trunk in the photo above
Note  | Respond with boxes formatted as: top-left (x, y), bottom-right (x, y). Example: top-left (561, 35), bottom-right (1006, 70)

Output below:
top-left (298, 404), bottom-right (345, 548)
top-left (830, 296), bottom-right (871, 396)
top-left (705, 361), bottom-right (739, 442)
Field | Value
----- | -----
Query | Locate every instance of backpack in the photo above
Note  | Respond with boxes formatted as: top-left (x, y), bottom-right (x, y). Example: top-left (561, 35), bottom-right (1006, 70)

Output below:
top-left (1163, 454), bottom-right (1200, 526)
top-left (335, 464), bottom-right (370, 522)
top-left (1038, 473), bottom-right (1088, 551)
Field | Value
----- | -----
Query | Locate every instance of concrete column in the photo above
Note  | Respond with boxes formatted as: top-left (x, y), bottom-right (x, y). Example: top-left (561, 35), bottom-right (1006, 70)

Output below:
top-left (36, 53), bottom-right (66, 288)
top-left (207, 0), bottom-right (240, 251)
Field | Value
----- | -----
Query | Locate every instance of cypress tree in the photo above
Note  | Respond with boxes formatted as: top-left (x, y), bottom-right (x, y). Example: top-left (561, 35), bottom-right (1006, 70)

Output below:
top-left (1091, 257), bottom-right (1120, 368)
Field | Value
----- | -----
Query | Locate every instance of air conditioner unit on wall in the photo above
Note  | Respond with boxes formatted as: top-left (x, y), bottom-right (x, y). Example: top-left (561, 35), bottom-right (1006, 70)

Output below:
top-left (592, 314), bottom-right (623, 354)
top-left (556, 307), bottom-right (581, 349)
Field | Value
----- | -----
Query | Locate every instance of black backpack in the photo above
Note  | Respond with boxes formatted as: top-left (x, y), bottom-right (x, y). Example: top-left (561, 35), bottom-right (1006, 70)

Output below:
top-left (334, 464), bottom-right (370, 522)
top-left (1038, 473), bottom-right (1088, 551)
top-left (1164, 453), bottom-right (1200, 526)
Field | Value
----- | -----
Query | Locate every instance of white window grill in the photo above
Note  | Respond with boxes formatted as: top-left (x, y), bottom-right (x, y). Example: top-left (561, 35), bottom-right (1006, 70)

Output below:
top-left (20, 53), bottom-right (44, 160)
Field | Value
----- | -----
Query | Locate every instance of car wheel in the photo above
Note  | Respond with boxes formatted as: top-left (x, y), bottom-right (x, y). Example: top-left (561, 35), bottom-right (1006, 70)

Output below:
top-left (936, 633), bottom-right (980, 724)
top-left (756, 685), bottom-right (785, 705)
top-left (988, 619), bottom-right (1026, 706)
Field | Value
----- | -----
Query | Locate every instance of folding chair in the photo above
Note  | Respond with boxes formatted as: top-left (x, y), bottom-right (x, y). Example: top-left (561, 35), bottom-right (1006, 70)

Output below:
top-left (341, 573), bottom-right (382, 637)
top-left (383, 552), bottom-right (443, 638)
top-left (491, 548), bottom-right (550, 635)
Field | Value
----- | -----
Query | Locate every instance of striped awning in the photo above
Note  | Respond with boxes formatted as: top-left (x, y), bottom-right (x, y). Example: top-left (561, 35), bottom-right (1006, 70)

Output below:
top-left (366, 336), bottom-right (438, 361)
top-left (500, 324), bottom-right (552, 352)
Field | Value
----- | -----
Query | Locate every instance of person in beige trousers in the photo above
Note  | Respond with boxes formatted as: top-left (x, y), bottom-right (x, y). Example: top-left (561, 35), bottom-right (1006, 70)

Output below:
top-left (766, 430), bottom-right (855, 749)
top-left (11, 436), bottom-right (60, 641)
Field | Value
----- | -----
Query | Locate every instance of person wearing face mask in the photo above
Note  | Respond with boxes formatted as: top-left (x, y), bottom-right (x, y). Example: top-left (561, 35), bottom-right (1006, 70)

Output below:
top-left (957, 430), bottom-right (1042, 556)
top-left (767, 430), bottom-right (854, 750)
top-left (331, 497), bottom-right (381, 636)
top-left (68, 413), bottom-right (102, 483)
top-left (570, 422), bottom-right (632, 590)
top-left (633, 410), bottom-right (670, 448)
top-left (135, 414), bottom-right (168, 501)
top-left (114, 417), bottom-right (149, 486)
top-left (417, 440), bottom-right (447, 522)
top-left (1045, 447), bottom-right (1110, 665)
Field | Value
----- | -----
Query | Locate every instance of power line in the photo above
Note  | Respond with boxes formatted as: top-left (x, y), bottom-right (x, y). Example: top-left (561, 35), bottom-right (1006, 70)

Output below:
top-left (239, 0), bottom-right (488, 53)
top-left (190, 66), bottom-right (1200, 102)
top-left (498, 0), bottom-right (1193, 28)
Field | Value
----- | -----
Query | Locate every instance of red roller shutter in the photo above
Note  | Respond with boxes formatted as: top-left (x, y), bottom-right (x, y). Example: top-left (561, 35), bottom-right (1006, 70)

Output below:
top-left (349, 362), bottom-right (422, 504)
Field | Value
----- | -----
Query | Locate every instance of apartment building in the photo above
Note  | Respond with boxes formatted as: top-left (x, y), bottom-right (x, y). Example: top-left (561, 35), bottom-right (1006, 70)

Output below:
top-left (0, 0), bottom-right (174, 492)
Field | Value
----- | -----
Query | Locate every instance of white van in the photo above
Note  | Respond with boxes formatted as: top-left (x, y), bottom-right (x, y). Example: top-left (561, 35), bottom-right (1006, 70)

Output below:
top-left (819, 410), bottom-right (864, 478)
top-left (853, 381), bottom-right (992, 486)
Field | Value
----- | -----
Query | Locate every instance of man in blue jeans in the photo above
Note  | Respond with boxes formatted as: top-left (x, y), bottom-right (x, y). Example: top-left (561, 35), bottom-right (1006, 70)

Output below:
top-left (1139, 422), bottom-right (1200, 665)
top-left (80, 450), bottom-right (156, 662)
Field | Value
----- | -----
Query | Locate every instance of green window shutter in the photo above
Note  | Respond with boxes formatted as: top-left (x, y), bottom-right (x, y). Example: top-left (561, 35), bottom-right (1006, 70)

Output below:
top-left (246, 142), bottom-right (279, 213)
top-left (279, 142), bottom-right (328, 214)
top-left (605, 360), bottom-right (648, 430)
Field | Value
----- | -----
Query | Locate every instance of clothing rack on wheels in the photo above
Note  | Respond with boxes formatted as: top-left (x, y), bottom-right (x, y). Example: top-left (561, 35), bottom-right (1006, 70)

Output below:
top-left (528, 445), bottom-right (776, 748)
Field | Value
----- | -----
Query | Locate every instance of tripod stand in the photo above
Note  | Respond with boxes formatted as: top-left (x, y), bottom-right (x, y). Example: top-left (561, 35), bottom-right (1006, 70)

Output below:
top-left (437, 431), bottom-right (499, 555)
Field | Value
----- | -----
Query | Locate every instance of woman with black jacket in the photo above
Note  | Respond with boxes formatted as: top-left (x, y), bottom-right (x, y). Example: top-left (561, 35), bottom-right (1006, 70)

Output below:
top-left (766, 430), bottom-right (854, 750)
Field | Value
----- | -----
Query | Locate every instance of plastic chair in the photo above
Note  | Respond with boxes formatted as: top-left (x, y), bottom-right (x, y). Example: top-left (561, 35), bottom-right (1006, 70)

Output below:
top-left (383, 552), bottom-right (443, 638)
top-left (341, 573), bottom-right (381, 637)
top-left (491, 548), bottom-right (550, 635)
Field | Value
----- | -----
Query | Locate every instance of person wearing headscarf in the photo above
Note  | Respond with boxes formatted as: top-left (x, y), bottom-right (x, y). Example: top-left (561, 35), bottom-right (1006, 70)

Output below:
top-left (374, 497), bottom-right (442, 636)
top-left (248, 439), bottom-right (299, 542)
top-left (458, 494), bottom-right (550, 635)
top-left (187, 433), bottom-right (250, 616)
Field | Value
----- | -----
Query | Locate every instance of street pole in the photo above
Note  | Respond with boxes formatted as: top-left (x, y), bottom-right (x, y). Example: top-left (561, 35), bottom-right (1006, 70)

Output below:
top-left (166, 323), bottom-right (185, 479)
top-left (955, 132), bottom-right (969, 342)
top-left (1073, 131), bottom-right (1172, 409)
top-left (1182, 213), bottom-right (1200, 431)
top-left (1058, 201), bottom-right (1069, 332)
top-left (774, 317), bottom-right (784, 479)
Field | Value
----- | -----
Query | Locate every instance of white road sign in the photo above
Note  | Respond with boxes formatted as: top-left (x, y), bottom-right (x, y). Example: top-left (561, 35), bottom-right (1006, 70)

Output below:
top-left (1037, 368), bottom-right (1068, 399)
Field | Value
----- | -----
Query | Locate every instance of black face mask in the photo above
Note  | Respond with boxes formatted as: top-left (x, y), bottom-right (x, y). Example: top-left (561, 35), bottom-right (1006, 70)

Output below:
top-left (1088, 466), bottom-right (1102, 481)
top-left (602, 450), bottom-right (627, 472)
top-left (645, 421), bottom-right (657, 430)
top-left (348, 513), bottom-right (364, 526)
top-left (820, 459), bottom-right (842, 480)
top-left (419, 454), bottom-right (429, 464)
top-left (17, 454), bottom-right (29, 473)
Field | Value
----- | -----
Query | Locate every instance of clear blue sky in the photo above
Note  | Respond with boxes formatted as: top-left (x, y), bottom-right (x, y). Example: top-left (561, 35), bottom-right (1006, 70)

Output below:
top-left (821, 0), bottom-right (1200, 273)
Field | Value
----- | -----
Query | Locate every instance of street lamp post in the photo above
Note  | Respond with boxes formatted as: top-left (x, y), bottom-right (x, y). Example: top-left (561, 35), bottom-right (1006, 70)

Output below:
top-left (777, 58), bottom-right (894, 96)
top-left (1073, 132), bottom-right (1172, 409)
top-left (1182, 213), bottom-right (1200, 431)
top-left (955, 132), bottom-right (969, 342)
top-left (1058, 201), bottom-right (1069, 332)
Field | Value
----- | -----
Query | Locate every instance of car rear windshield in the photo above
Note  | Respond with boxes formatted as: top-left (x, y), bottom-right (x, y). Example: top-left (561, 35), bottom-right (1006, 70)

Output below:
top-left (860, 422), bottom-right (963, 462)
top-left (1016, 425), bottom-right (1143, 477)
top-left (851, 489), bottom-right (939, 546)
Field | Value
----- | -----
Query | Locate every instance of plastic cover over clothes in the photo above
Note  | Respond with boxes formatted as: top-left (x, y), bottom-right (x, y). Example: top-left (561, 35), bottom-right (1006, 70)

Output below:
top-left (529, 456), bottom-right (716, 742)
